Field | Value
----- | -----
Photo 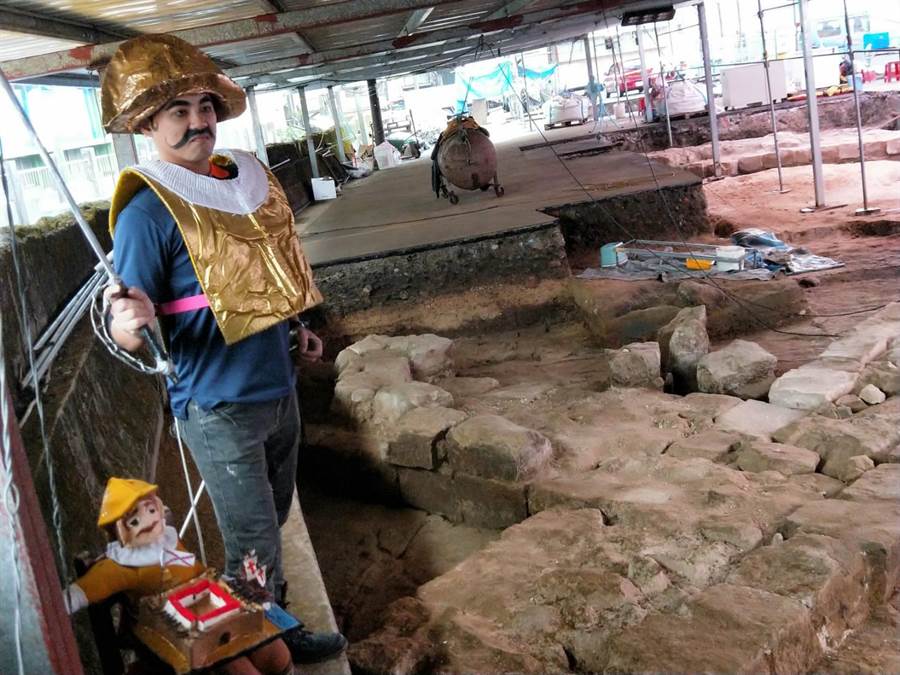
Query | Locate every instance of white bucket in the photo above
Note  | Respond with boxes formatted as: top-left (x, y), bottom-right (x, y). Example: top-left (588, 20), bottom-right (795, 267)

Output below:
top-left (716, 245), bottom-right (746, 272)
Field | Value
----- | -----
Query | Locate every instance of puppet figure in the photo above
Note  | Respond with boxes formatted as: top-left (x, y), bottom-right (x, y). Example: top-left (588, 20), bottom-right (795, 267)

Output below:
top-left (65, 478), bottom-right (294, 675)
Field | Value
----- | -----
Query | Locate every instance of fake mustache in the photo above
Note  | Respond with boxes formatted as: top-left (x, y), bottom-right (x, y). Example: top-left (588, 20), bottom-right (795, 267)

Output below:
top-left (171, 127), bottom-right (214, 149)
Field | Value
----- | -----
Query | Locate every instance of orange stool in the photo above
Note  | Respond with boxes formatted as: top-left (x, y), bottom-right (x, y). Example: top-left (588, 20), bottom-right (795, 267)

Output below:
top-left (885, 62), bottom-right (900, 83)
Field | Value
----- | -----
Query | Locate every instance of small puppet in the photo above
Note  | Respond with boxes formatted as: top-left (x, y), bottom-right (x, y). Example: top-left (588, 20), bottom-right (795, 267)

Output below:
top-left (65, 477), bottom-right (293, 675)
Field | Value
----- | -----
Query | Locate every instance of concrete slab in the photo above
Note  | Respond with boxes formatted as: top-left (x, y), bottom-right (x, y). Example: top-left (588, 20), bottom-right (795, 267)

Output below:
top-left (297, 132), bottom-right (699, 266)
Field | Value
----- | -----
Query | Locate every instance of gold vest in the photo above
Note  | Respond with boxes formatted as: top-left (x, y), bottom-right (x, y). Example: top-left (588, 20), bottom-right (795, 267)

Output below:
top-left (109, 160), bottom-right (322, 345)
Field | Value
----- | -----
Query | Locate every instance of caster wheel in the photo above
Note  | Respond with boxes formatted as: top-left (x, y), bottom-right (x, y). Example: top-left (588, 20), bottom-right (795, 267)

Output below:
top-left (449, 192), bottom-right (459, 205)
top-left (494, 185), bottom-right (505, 197)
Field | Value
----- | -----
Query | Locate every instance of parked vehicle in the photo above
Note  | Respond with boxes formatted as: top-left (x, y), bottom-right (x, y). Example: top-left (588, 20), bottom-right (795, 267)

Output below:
top-left (604, 62), bottom-right (653, 96)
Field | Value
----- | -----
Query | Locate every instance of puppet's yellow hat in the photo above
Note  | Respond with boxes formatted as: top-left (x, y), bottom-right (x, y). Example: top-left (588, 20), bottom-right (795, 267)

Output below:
top-left (97, 477), bottom-right (158, 527)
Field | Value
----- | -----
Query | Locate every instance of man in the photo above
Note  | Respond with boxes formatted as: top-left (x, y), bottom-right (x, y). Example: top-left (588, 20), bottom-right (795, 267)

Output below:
top-left (101, 34), bottom-right (346, 664)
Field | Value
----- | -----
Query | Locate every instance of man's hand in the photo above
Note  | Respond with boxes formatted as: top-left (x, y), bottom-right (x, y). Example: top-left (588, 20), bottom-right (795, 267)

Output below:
top-left (104, 283), bottom-right (155, 352)
top-left (295, 325), bottom-right (323, 363)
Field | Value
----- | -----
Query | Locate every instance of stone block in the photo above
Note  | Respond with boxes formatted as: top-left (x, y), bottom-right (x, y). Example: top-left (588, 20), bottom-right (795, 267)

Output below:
top-left (372, 382), bottom-right (454, 424)
top-left (666, 428), bottom-right (743, 462)
top-left (726, 534), bottom-right (869, 649)
top-left (772, 413), bottom-right (900, 478)
top-left (602, 585), bottom-right (821, 674)
top-left (658, 306), bottom-right (709, 392)
top-left (886, 137), bottom-right (900, 156)
top-left (715, 399), bottom-right (808, 440)
top-left (697, 339), bottom-right (777, 399)
top-left (603, 305), bottom-right (682, 347)
top-left (737, 155), bottom-right (765, 174)
top-left (833, 455), bottom-right (875, 483)
top-left (837, 142), bottom-right (860, 161)
top-left (398, 468), bottom-right (461, 521)
top-left (859, 383), bottom-right (886, 405)
top-left (453, 473), bottom-right (528, 529)
top-left (734, 440), bottom-right (819, 475)
top-left (609, 341), bottom-right (663, 389)
top-left (445, 415), bottom-right (552, 482)
top-left (436, 376), bottom-right (500, 400)
top-left (768, 366), bottom-right (858, 410)
top-left (681, 392), bottom-right (743, 420)
top-left (387, 407), bottom-right (468, 469)
top-left (858, 361), bottom-right (900, 396)
top-left (385, 334), bottom-right (454, 380)
top-left (821, 333), bottom-right (888, 366)
top-left (840, 463), bottom-right (900, 502)
top-left (836, 394), bottom-right (867, 413)
top-left (783, 499), bottom-right (900, 604)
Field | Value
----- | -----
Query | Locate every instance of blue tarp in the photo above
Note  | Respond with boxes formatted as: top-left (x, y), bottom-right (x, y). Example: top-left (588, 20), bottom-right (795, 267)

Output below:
top-left (455, 61), bottom-right (558, 111)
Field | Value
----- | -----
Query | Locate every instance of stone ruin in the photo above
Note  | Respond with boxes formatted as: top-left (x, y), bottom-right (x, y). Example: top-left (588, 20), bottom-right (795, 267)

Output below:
top-left (303, 303), bottom-right (900, 673)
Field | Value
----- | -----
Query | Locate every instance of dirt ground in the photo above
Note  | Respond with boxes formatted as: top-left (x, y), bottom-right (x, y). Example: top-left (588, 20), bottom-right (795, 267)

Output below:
top-left (701, 160), bottom-right (900, 370)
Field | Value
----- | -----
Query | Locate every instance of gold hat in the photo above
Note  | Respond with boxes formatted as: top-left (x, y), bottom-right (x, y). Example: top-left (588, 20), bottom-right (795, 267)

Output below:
top-left (97, 477), bottom-right (158, 526)
top-left (101, 34), bottom-right (246, 134)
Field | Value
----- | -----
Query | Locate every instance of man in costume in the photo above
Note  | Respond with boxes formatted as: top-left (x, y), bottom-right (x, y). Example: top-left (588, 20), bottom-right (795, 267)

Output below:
top-left (101, 34), bottom-right (346, 663)
top-left (65, 478), bottom-right (293, 675)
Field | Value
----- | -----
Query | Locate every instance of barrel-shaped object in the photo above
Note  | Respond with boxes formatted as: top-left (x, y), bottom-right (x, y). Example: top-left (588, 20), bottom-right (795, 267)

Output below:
top-left (436, 128), bottom-right (497, 191)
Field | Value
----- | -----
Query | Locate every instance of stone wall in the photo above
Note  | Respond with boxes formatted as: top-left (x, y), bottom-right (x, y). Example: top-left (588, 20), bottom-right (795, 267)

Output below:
top-left (603, 91), bottom-right (900, 152)
top-left (542, 182), bottom-right (709, 256)
top-left (1, 207), bottom-right (162, 672)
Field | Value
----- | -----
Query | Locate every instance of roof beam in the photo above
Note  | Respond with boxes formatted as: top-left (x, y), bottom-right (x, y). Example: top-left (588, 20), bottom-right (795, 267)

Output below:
top-left (485, 0), bottom-right (538, 21)
top-left (399, 7), bottom-right (434, 36)
top-left (0, 4), bottom-right (131, 44)
top-left (254, 15), bottom-right (603, 88)
top-left (227, 1), bottom-right (609, 81)
top-left (0, 0), bottom-right (467, 80)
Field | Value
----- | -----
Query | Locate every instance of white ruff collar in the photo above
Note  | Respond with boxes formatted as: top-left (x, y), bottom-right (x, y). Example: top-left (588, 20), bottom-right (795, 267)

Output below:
top-left (133, 149), bottom-right (269, 215)
top-left (106, 525), bottom-right (196, 568)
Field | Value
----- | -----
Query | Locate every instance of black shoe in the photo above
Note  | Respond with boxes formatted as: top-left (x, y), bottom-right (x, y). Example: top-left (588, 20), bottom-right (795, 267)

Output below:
top-left (283, 626), bottom-right (348, 664)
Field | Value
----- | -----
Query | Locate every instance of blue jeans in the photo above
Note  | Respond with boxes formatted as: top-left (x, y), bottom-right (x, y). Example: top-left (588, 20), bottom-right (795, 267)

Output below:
top-left (178, 391), bottom-right (300, 598)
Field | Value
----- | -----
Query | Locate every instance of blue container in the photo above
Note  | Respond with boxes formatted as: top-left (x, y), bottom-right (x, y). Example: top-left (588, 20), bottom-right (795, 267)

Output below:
top-left (600, 242), bottom-right (624, 267)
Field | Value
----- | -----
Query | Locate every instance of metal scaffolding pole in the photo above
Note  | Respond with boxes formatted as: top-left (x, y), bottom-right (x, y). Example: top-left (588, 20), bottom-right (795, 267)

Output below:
top-left (326, 85), bottom-right (347, 163)
top-left (111, 133), bottom-right (139, 172)
top-left (583, 36), bottom-right (599, 122)
top-left (367, 78), bottom-right (385, 146)
top-left (297, 86), bottom-right (319, 178)
top-left (756, 0), bottom-right (787, 192)
top-left (519, 52), bottom-right (534, 131)
top-left (636, 27), bottom-right (653, 124)
top-left (798, 0), bottom-right (826, 208)
top-left (697, 2), bottom-right (721, 177)
top-left (245, 85), bottom-right (269, 166)
top-left (652, 22), bottom-right (673, 147)
top-left (842, 0), bottom-right (879, 215)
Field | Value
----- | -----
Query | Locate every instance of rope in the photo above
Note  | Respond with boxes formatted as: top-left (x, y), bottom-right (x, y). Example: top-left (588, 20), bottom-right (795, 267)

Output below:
top-left (174, 419), bottom-right (207, 568)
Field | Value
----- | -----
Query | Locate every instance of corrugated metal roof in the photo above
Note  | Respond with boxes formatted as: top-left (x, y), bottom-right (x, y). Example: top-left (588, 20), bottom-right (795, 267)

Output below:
top-left (0, 0), bottom-right (645, 87)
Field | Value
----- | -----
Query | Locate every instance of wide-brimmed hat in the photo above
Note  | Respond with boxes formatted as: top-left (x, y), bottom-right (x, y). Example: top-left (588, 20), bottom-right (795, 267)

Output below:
top-left (97, 477), bottom-right (159, 526)
top-left (101, 34), bottom-right (246, 133)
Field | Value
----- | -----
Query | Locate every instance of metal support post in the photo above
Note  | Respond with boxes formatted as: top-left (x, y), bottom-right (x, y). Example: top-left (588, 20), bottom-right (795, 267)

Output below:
top-left (245, 85), bottom-right (269, 166)
top-left (326, 85), bottom-right (347, 164)
top-left (697, 3), bottom-right (721, 177)
top-left (111, 132), bottom-right (139, 171)
top-left (798, 0), bottom-right (825, 208)
top-left (297, 86), bottom-right (319, 178)
top-left (652, 22), bottom-right (673, 147)
top-left (583, 36), bottom-right (599, 122)
top-left (756, 0), bottom-right (787, 192)
top-left (842, 0), bottom-right (879, 215)
top-left (367, 78), bottom-right (385, 146)
top-left (636, 27), bottom-right (653, 124)
top-left (519, 52), bottom-right (534, 131)
top-left (0, 383), bottom-right (85, 675)
top-left (353, 87), bottom-right (367, 150)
